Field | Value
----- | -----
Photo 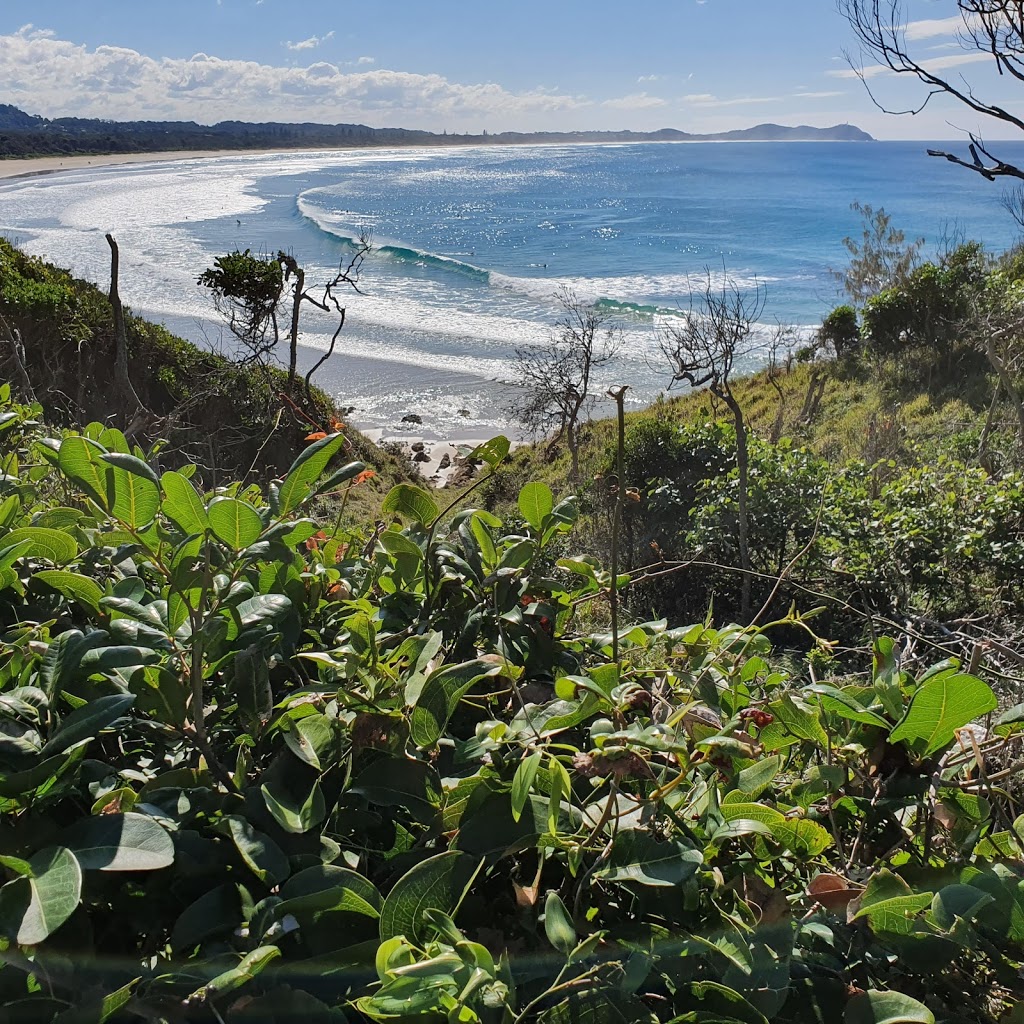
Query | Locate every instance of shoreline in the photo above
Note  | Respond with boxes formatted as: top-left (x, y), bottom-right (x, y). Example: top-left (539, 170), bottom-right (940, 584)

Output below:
top-left (0, 136), bottom-right (930, 184)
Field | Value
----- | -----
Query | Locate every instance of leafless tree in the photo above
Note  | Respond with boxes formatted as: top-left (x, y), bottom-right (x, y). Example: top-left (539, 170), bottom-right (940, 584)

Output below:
top-left (839, 0), bottom-right (1024, 181)
top-left (507, 287), bottom-right (621, 478)
top-left (659, 272), bottom-right (768, 619)
top-left (199, 235), bottom-right (370, 399)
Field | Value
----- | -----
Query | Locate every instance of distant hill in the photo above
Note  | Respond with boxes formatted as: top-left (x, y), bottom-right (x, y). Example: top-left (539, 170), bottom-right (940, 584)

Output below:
top-left (0, 104), bottom-right (872, 158)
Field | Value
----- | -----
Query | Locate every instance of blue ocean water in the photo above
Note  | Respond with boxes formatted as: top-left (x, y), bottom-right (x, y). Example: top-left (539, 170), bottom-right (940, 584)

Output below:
top-left (1, 140), bottom-right (1021, 437)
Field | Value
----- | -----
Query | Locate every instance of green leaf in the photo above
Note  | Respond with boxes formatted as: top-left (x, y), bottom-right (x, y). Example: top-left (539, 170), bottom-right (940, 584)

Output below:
top-left (518, 481), bottom-right (553, 531)
top-left (381, 483), bottom-right (439, 526)
top-left (930, 883), bottom-right (994, 931)
top-left (736, 755), bottom-right (782, 798)
top-left (889, 671), bottom-right (997, 757)
top-left (719, 802), bottom-right (832, 857)
top-left (409, 658), bottom-right (503, 748)
top-left (843, 990), bottom-right (934, 1024)
top-left (161, 470), bottom-right (209, 534)
top-left (207, 497), bottom-right (264, 550)
top-left (261, 773), bottom-right (326, 834)
top-left (314, 459), bottom-right (366, 497)
top-left (58, 435), bottom-right (113, 510)
top-left (0, 846), bottom-right (82, 945)
top-left (684, 981), bottom-right (770, 1024)
top-left (282, 714), bottom-right (336, 772)
top-left (101, 454), bottom-right (160, 528)
top-left (543, 891), bottom-right (576, 954)
top-left (379, 851), bottom-right (473, 943)
top-left (186, 946), bottom-right (281, 1005)
top-left (62, 812), bottom-right (174, 871)
top-left (852, 870), bottom-right (933, 936)
top-left (42, 693), bottom-right (136, 756)
top-left (275, 865), bottom-right (382, 923)
top-left (171, 883), bottom-right (240, 951)
top-left (215, 815), bottom-right (290, 887)
top-left (52, 978), bottom-right (139, 1024)
top-left (592, 831), bottom-right (703, 888)
top-left (3, 526), bottom-right (77, 565)
top-left (278, 432), bottom-right (348, 514)
top-left (511, 751), bottom-right (542, 823)
top-left (35, 570), bottom-right (104, 617)
top-left (468, 435), bottom-right (511, 470)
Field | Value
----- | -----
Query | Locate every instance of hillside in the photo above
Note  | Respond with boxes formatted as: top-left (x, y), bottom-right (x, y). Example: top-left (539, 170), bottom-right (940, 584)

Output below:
top-left (0, 102), bottom-right (872, 158)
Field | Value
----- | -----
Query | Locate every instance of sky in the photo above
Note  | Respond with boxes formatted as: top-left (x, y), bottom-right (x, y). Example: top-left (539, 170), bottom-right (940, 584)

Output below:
top-left (0, 1), bottom-right (1020, 139)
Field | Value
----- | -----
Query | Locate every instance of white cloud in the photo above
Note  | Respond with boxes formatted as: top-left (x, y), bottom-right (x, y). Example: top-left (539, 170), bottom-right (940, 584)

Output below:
top-left (602, 92), bottom-right (666, 110)
top-left (682, 93), bottom-right (781, 108)
top-left (0, 28), bottom-right (597, 131)
top-left (357, 56), bottom-right (375, 65)
top-left (285, 31), bottom-right (334, 52)
top-left (637, 74), bottom-right (660, 83)
top-left (794, 90), bottom-right (846, 100)
top-left (829, 50), bottom-right (990, 79)
top-left (904, 15), bottom-right (968, 41)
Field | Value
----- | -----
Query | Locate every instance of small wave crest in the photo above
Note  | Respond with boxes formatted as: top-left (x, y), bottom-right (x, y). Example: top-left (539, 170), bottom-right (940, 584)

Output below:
top-left (298, 195), bottom-right (491, 283)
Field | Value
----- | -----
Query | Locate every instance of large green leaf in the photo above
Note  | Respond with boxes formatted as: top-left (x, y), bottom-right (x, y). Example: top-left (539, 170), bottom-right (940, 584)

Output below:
top-left (379, 851), bottom-right (474, 943)
top-left (852, 870), bottom-right (933, 936)
top-left (381, 483), bottom-right (439, 526)
top-left (543, 891), bottom-right (576, 954)
top-left (207, 497), bottom-right (264, 550)
top-left (261, 772), bottom-right (326, 834)
top-left (593, 831), bottom-right (703, 888)
top-left (58, 435), bottom-right (113, 511)
top-left (161, 470), bottom-right (209, 535)
top-left (409, 658), bottom-right (503, 748)
top-left (274, 865), bottom-right (382, 922)
top-left (0, 846), bottom-right (82, 945)
top-left (3, 527), bottom-right (77, 565)
top-left (889, 671), bottom-right (996, 757)
top-left (720, 802), bottom-right (832, 857)
top-left (518, 481), bottom-right (553, 531)
top-left (62, 812), bottom-right (174, 871)
top-left (34, 570), bottom-right (104, 617)
top-left (42, 693), bottom-right (136, 756)
top-left (215, 815), bottom-right (290, 887)
top-left (277, 432), bottom-right (348, 515)
top-left (101, 454), bottom-right (160, 528)
top-left (844, 990), bottom-right (934, 1024)
top-left (468, 435), bottom-right (511, 470)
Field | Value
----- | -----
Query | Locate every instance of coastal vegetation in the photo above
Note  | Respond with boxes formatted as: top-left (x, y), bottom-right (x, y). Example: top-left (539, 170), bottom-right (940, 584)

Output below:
top-left (0, 103), bottom-right (873, 160)
top-left (0, 197), bottom-right (1022, 1022)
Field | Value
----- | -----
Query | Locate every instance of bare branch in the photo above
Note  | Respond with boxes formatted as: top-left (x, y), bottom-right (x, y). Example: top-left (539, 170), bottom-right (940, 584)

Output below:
top-left (839, 0), bottom-right (1024, 180)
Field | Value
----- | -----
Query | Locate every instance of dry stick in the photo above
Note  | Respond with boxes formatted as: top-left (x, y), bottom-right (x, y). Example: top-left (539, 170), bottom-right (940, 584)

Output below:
top-left (607, 385), bottom-right (628, 663)
top-left (0, 312), bottom-right (35, 402)
top-left (105, 234), bottom-right (147, 429)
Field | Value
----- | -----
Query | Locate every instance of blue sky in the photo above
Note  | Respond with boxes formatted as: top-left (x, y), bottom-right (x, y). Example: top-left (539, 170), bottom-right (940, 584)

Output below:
top-left (0, 1), bottom-right (1018, 139)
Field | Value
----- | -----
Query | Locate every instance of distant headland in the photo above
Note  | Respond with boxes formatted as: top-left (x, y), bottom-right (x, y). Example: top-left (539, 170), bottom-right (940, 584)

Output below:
top-left (0, 104), bottom-right (872, 159)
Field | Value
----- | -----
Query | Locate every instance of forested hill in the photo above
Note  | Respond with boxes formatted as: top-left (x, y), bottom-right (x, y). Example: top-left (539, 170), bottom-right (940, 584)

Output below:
top-left (0, 103), bottom-right (872, 157)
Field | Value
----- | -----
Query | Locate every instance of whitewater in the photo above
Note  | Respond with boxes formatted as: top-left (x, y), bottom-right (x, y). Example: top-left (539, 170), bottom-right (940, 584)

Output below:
top-left (0, 140), bottom-right (1020, 437)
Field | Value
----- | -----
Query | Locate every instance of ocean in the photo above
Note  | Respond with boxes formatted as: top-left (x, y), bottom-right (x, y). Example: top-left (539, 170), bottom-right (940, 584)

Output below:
top-left (1, 140), bottom-right (1021, 439)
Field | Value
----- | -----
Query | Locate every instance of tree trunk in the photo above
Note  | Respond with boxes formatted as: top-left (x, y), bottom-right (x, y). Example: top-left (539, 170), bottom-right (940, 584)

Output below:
top-left (0, 313), bottom-right (35, 403)
top-left (287, 270), bottom-right (305, 398)
top-left (105, 234), bottom-right (145, 422)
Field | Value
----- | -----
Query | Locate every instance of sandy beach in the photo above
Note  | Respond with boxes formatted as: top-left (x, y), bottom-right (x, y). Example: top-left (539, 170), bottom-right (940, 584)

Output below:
top-left (0, 149), bottom-right (302, 182)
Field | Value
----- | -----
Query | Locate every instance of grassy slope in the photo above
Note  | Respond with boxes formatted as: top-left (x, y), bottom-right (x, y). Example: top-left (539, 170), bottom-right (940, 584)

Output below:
top-left (487, 353), bottom-right (1003, 506)
top-left (0, 238), bottom-right (415, 518)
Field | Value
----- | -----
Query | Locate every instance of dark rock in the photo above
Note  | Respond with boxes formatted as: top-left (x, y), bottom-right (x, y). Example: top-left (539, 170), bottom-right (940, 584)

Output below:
top-left (413, 451), bottom-right (430, 462)
top-left (402, 414), bottom-right (422, 425)
top-left (411, 441), bottom-right (425, 452)
top-left (438, 453), bottom-right (451, 470)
